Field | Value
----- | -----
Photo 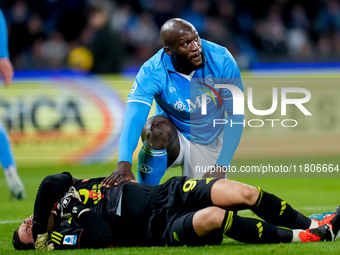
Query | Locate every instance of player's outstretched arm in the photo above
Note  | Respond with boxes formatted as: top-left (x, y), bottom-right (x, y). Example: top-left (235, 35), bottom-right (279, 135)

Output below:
top-left (0, 9), bottom-right (13, 86)
top-left (215, 98), bottom-right (244, 171)
top-left (203, 99), bottom-right (244, 178)
top-left (0, 58), bottom-right (13, 86)
top-left (102, 102), bottom-right (150, 187)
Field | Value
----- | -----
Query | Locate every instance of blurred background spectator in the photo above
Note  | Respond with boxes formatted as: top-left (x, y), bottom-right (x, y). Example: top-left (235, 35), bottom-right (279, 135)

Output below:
top-left (1, 0), bottom-right (340, 72)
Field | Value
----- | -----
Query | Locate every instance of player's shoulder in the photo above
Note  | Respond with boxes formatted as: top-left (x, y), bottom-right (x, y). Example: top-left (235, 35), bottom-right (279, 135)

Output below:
top-left (135, 49), bottom-right (169, 89)
top-left (202, 39), bottom-right (236, 64)
top-left (202, 39), bottom-right (239, 73)
top-left (140, 49), bottom-right (167, 75)
top-left (202, 39), bottom-right (228, 54)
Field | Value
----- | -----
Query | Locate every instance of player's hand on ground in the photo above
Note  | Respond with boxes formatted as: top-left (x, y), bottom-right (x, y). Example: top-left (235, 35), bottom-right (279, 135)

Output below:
top-left (0, 58), bottom-right (14, 86)
top-left (101, 161), bottom-right (136, 188)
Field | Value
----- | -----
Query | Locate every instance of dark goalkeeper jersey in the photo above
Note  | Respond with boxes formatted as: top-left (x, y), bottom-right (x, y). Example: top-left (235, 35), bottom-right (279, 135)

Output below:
top-left (32, 173), bottom-right (129, 249)
top-left (33, 173), bottom-right (219, 249)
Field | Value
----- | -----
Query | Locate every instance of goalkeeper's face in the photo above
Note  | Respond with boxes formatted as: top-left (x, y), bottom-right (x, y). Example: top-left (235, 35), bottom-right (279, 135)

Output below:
top-left (18, 215), bottom-right (34, 245)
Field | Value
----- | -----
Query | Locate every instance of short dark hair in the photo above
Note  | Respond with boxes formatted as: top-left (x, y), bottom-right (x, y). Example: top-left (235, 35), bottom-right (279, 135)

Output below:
top-left (12, 228), bottom-right (35, 250)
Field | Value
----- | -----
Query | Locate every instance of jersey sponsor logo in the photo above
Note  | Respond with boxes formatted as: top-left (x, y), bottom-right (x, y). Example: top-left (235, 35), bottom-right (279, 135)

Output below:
top-left (169, 87), bottom-right (176, 92)
top-left (185, 96), bottom-right (205, 111)
top-left (186, 82), bottom-right (221, 112)
top-left (63, 235), bottom-right (77, 245)
top-left (172, 99), bottom-right (186, 111)
top-left (131, 82), bottom-right (138, 93)
top-left (78, 184), bottom-right (104, 205)
top-left (62, 197), bottom-right (71, 208)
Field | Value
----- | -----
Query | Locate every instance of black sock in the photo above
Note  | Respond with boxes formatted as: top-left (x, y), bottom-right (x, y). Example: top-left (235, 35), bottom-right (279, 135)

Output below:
top-left (251, 188), bottom-right (311, 229)
top-left (331, 207), bottom-right (340, 235)
top-left (221, 210), bottom-right (293, 244)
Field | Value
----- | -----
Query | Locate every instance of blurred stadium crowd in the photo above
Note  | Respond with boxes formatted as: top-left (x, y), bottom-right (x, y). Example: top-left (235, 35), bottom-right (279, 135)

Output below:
top-left (1, 0), bottom-right (340, 73)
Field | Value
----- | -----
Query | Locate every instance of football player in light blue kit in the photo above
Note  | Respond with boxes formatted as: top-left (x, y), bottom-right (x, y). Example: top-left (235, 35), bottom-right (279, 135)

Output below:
top-left (0, 9), bottom-right (25, 199)
top-left (102, 18), bottom-right (244, 186)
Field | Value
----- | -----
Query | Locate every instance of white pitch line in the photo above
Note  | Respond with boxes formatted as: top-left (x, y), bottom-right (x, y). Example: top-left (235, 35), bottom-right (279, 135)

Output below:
top-left (0, 219), bottom-right (23, 224)
top-left (298, 206), bottom-right (336, 212)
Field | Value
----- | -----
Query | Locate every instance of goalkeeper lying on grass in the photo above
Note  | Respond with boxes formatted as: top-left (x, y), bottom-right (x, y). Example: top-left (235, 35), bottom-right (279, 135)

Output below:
top-left (13, 172), bottom-right (340, 250)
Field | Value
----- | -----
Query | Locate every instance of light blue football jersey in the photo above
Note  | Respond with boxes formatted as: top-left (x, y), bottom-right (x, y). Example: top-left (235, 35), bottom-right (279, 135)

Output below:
top-left (0, 9), bottom-right (9, 58)
top-left (127, 39), bottom-right (244, 144)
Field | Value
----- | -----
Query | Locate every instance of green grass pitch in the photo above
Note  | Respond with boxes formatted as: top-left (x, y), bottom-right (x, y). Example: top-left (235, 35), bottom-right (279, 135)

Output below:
top-left (0, 155), bottom-right (339, 255)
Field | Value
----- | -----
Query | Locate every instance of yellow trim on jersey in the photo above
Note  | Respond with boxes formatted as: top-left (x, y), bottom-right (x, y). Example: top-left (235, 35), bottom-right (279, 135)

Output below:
top-left (205, 178), bottom-right (214, 184)
top-left (51, 231), bottom-right (63, 245)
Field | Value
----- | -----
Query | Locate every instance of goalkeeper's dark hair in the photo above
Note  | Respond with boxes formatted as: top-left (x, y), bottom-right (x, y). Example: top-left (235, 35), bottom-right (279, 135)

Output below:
top-left (12, 228), bottom-right (35, 250)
